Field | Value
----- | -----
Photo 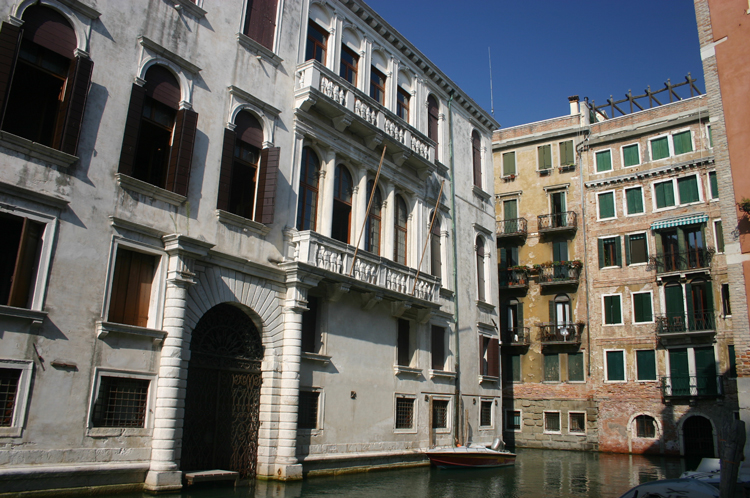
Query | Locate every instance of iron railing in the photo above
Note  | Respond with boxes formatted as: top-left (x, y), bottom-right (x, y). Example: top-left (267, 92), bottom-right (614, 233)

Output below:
top-left (661, 375), bottom-right (724, 398)
top-left (498, 270), bottom-right (529, 288)
top-left (496, 218), bottom-right (527, 237)
top-left (502, 327), bottom-right (530, 346)
top-left (655, 312), bottom-right (716, 335)
top-left (648, 249), bottom-right (714, 274)
top-left (538, 322), bottom-right (584, 345)
top-left (538, 266), bottom-right (580, 285)
top-left (538, 211), bottom-right (577, 232)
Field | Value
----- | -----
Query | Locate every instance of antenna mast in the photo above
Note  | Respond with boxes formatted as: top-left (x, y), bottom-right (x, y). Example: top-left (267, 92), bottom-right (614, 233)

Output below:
top-left (488, 46), bottom-right (495, 118)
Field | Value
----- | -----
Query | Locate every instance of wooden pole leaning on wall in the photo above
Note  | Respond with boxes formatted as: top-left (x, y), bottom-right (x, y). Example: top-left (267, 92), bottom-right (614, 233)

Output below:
top-left (412, 180), bottom-right (445, 296)
top-left (349, 146), bottom-right (387, 277)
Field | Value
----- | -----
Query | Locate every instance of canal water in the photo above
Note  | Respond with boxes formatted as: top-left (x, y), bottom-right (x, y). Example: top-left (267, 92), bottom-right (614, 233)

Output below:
top-left (107, 449), bottom-right (689, 498)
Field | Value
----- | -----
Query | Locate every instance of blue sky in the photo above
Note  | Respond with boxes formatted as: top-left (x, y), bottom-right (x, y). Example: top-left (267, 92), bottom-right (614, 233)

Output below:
top-left (365, 1), bottom-right (704, 128)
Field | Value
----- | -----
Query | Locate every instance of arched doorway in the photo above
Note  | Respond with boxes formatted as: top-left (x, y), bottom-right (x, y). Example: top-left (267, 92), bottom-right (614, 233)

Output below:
top-left (682, 416), bottom-right (715, 459)
top-left (181, 303), bottom-right (263, 478)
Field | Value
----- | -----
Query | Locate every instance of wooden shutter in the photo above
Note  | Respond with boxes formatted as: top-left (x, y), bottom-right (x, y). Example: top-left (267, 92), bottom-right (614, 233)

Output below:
top-left (57, 56), bottom-right (93, 155)
top-left (614, 236), bottom-right (622, 267)
top-left (118, 84), bottom-right (146, 176)
top-left (255, 147), bottom-right (280, 224)
top-left (598, 238), bottom-right (605, 268)
top-left (166, 108), bottom-right (198, 196)
top-left (216, 128), bottom-right (236, 212)
top-left (549, 299), bottom-right (556, 323)
top-left (710, 171), bottom-right (719, 198)
top-left (108, 249), bottom-right (155, 328)
top-left (0, 22), bottom-right (22, 128)
top-left (488, 338), bottom-right (499, 377)
top-left (502, 152), bottom-right (515, 176)
top-left (472, 132), bottom-right (482, 187)
top-left (431, 325), bottom-right (444, 370)
top-left (606, 351), bottom-right (624, 381)
top-left (398, 319), bottom-right (410, 367)
top-left (244, 0), bottom-right (278, 50)
top-left (7, 218), bottom-right (42, 308)
top-left (636, 350), bottom-right (656, 381)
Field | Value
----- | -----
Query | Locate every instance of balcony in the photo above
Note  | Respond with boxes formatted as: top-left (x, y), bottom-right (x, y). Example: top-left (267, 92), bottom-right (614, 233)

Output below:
top-left (290, 230), bottom-right (441, 305)
top-left (498, 269), bottom-right (529, 290)
top-left (648, 249), bottom-right (714, 275)
top-left (294, 60), bottom-right (437, 176)
top-left (496, 218), bottom-right (527, 239)
top-left (538, 265), bottom-right (580, 287)
top-left (502, 327), bottom-right (530, 346)
top-left (661, 375), bottom-right (724, 399)
top-left (655, 312), bottom-right (716, 343)
top-left (538, 322), bottom-right (584, 346)
top-left (537, 211), bottom-right (577, 234)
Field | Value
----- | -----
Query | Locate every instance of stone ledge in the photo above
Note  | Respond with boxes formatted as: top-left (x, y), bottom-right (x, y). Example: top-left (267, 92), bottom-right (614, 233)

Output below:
top-left (237, 33), bottom-right (283, 67)
top-left (0, 131), bottom-right (78, 169)
top-left (116, 173), bottom-right (187, 207)
top-left (96, 320), bottom-right (167, 345)
top-left (216, 209), bottom-right (271, 236)
top-left (0, 305), bottom-right (46, 328)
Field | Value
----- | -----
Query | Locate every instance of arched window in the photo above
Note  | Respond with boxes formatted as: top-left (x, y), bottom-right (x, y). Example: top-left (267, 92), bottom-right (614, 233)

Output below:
top-left (476, 236), bottom-right (486, 301)
top-left (428, 95), bottom-right (439, 155)
top-left (297, 146), bottom-right (320, 231)
top-left (472, 130), bottom-right (482, 188)
top-left (331, 165), bottom-right (353, 243)
top-left (552, 294), bottom-right (571, 325)
top-left (243, 0), bottom-right (278, 50)
top-left (305, 20), bottom-right (328, 63)
top-left (0, 5), bottom-right (93, 154)
top-left (394, 195), bottom-right (408, 265)
top-left (634, 415), bottom-right (656, 438)
top-left (397, 87), bottom-right (410, 121)
top-left (365, 180), bottom-right (382, 255)
top-left (430, 212), bottom-right (441, 277)
top-left (217, 111), bottom-right (262, 219)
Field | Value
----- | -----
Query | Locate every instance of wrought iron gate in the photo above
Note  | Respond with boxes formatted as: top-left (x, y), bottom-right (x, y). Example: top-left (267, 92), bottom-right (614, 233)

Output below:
top-left (181, 304), bottom-right (263, 479)
top-left (682, 416), bottom-right (714, 458)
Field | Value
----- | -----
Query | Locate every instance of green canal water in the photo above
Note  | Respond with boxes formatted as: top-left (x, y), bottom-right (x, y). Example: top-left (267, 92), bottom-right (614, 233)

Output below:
top-left (106, 449), bottom-right (689, 498)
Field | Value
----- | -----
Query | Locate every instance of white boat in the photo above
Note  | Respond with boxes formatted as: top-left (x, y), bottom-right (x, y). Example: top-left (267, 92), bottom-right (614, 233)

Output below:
top-left (680, 457), bottom-right (750, 487)
top-left (618, 478), bottom-right (720, 498)
top-left (425, 438), bottom-right (516, 469)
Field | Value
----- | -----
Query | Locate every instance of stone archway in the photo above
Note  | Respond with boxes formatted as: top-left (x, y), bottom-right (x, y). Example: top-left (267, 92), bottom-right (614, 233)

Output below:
top-left (682, 415), bottom-right (715, 459)
top-left (180, 303), bottom-right (263, 479)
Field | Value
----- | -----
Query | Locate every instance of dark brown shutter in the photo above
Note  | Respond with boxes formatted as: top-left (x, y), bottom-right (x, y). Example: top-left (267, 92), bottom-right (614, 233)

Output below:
top-left (118, 84), bottom-right (146, 176)
top-left (244, 0), bottom-right (278, 50)
top-left (166, 108), bottom-right (198, 196)
top-left (7, 218), bottom-right (42, 309)
top-left (427, 95), bottom-right (439, 143)
top-left (235, 111), bottom-right (263, 148)
top-left (0, 22), bottom-right (22, 128)
top-left (488, 338), bottom-right (499, 377)
top-left (255, 146), bottom-right (280, 224)
top-left (144, 65), bottom-right (180, 109)
top-left (57, 56), bottom-right (93, 155)
top-left (109, 249), bottom-right (154, 328)
top-left (472, 131), bottom-right (482, 187)
top-left (217, 127), bottom-right (236, 211)
top-left (21, 5), bottom-right (76, 58)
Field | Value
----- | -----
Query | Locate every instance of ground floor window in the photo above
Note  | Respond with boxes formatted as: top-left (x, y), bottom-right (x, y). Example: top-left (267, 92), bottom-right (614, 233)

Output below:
top-left (395, 396), bottom-right (414, 429)
top-left (569, 412), bottom-right (586, 434)
top-left (92, 376), bottom-right (150, 428)
top-left (544, 411), bottom-right (561, 433)
top-left (505, 409), bottom-right (521, 431)
top-left (298, 390), bottom-right (320, 430)
top-left (635, 415), bottom-right (657, 438)
top-left (0, 369), bottom-right (21, 427)
top-left (432, 399), bottom-right (449, 429)
top-left (480, 400), bottom-right (493, 427)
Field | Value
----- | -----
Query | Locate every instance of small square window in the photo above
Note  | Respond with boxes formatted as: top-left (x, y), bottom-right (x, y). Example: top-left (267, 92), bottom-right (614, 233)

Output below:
top-left (636, 350), bottom-right (656, 381)
top-left (298, 391), bottom-right (320, 430)
top-left (480, 400), bottom-right (493, 427)
top-left (622, 144), bottom-right (640, 167)
top-left (432, 399), bottom-right (449, 429)
top-left (544, 411), bottom-right (560, 433)
top-left (596, 150), bottom-right (612, 172)
top-left (569, 412), bottom-right (586, 434)
top-left (651, 136), bottom-right (670, 160)
top-left (395, 396), bottom-right (414, 429)
top-left (92, 376), bottom-right (150, 428)
top-left (505, 409), bottom-right (521, 431)
top-left (603, 295), bottom-right (622, 325)
top-left (606, 350), bottom-right (625, 382)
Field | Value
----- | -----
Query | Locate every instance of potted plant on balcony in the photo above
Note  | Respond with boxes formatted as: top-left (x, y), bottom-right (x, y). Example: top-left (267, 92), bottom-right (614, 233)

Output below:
top-left (505, 265), bottom-right (530, 285)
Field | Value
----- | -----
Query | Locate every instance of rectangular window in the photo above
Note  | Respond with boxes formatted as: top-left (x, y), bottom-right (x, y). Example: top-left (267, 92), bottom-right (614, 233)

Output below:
top-left (677, 175), bottom-right (700, 204)
top-left (707, 125), bottom-right (713, 148)
top-left (622, 144), bottom-right (640, 167)
top-left (108, 248), bottom-right (157, 328)
top-left (502, 151), bottom-right (516, 176)
top-left (505, 410), bottom-right (521, 431)
top-left (544, 411), bottom-right (560, 433)
top-left (709, 171), bottom-right (719, 199)
top-left (543, 353), bottom-right (559, 382)
top-left (301, 296), bottom-right (319, 353)
top-left (606, 350), bottom-right (625, 382)
top-left (370, 67), bottom-right (386, 105)
top-left (480, 336), bottom-right (499, 377)
top-left (396, 87), bottom-right (410, 121)
top-left (92, 377), bottom-right (150, 428)
top-left (636, 350), bottom-right (656, 381)
top-left (0, 212), bottom-right (44, 309)
top-left (0, 368), bottom-right (21, 427)
top-left (603, 295), bottom-right (622, 325)
top-left (507, 354), bottom-right (521, 382)
top-left (538, 144), bottom-right (552, 170)
top-left (298, 391), bottom-right (319, 429)
top-left (599, 236), bottom-right (621, 268)
top-left (596, 150), bottom-right (612, 172)
top-left (598, 191), bottom-right (615, 219)
top-left (432, 399), bottom-right (449, 429)
top-left (560, 140), bottom-right (574, 166)
top-left (243, 0), bottom-right (278, 50)
top-left (626, 233), bottom-right (648, 265)
top-left (654, 180), bottom-right (675, 209)
top-left (673, 130), bottom-right (693, 155)
top-left (651, 136), bottom-right (670, 160)
top-left (722, 284), bottom-right (732, 317)
top-left (636, 415), bottom-right (656, 438)
top-left (625, 187), bottom-right (644, 215)
top-left (569, 412), bottom-right (586, 434)
top-left (480, 400), bottom-right (493, 427)
top-left (568, 352), bottom-right (584, 382)
top-left (431, 325), bottom-right (445, 370)
top-left (305, 21), bottom-right (327, 63)
top-left (715, 220), bottom-right (725, 253)
top-left (729, 345), bottom-right (737, 378)
top-left (395, 396), bottom-right (414, 429)
top-left (397, 319), bottom-right (411, 367)
top-left (339, 45), bottom-right (358, 85)
top-left (633, 292), bottom-right (653, 323)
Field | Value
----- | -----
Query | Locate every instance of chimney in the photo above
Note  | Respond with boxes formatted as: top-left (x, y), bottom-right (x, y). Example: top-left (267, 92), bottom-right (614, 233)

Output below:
top-left (568, 95), bottom-right (580, 116)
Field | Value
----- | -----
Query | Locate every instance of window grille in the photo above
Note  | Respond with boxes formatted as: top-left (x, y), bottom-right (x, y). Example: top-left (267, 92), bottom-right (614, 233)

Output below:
top-left (395, 397), bottom-right (414, 429)
top-left (298, 391), bottom-right (319, 429)
top-left (432, 400), bottom-right (448, 429)
top-left (0, 369), bottom-right (21, 427)
top-left (92, 377), bottom-right (149, 428)
top-left (569, 412), bottom-right (586, 433)
top-left (480, 400), bottom-right (493, 427)
top-left (544, 412), bottom-right (560, 432)
top-left (506, 410), bottom-right (521, 431)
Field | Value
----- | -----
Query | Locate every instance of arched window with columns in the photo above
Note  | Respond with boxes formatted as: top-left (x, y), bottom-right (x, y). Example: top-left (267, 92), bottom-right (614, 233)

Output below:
top-left (331, 164), bottom-right (353, 243)
top-left (297, 146), bottom-right (321, 231)
top-left (217, 111), bottom-right (262, 220)
top-left (394, 195), bottom-right (408, 265)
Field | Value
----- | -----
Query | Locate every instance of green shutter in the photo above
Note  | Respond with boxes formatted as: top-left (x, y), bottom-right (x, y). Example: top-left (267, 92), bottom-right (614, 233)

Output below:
top-left (538, 145), bottom-right (551, 170)
top-left (504, 199), bottom-right (517, 220)
top-left (549, 300), bottom-right (556, 322)
top-left (560, 140), bottom-right (574, 166)
top-left (596, 150), bottom-right (612, 172)
top-left (636, 350), bottom-right (656, 381)
top-left (626, 187), bottom-right (644, 214)
top-left (614, 236), bottom-right (622, 267)
top-left (678, 176), bottom-right (699, 204)
top-left (716, 221), bottom-right (725, 253)
top-left (623, 144), bottom-right (639, 167)
top-left (503, 152), bottom-right (516, 176)
top-left (651, 136), bottom-right (670, 160)
top-left (599, 192), bottom-right (615, 219)
top-left (606, 351), bottom-right (625, 381)
top-left (708, 126), bottom-right (713, 148)
top-left (624, 234), bottom-right (631, 265)
top-left (694, 347), bottom-right (717, 395)
top-left (709, 171), bottom-right (719, 199)
top-left (553, 240), bottom-right (568, 262)
top-left (568, 353), bottom-right (584, 382)
top-left (655, 181), bottom-right (675, 209)
top-left (517, 302), bottom-right (524, 328)
top-left (612, 295), bottom-right (622, 324)
top-left (544, 353), bottom-right (559, 382)
top-left (669, 349), bottom-right (689, 395)
top-left (673, 131), bottom-right (693, 155)
top-left (511, 354), bottom-right (521, 382)
top-left (665, 284), bottom-right (685, 318)
top-left (729, 345), bottom-right (737, 378)
top-left (499, 247), bottom-right (507, 269)
top-left (598, 238), bottom-right (605, 269)
top-left (634, 293), bottom-right (652, 322)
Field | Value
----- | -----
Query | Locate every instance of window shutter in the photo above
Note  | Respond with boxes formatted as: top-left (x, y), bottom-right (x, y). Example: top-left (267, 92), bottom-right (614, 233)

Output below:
top-left (604, 296), bottom-right (612, 324)
top-left (488, 338), bottom-right (499, 377)
top-left (58, 56), bottom-right (94, 155)
top-left (549, 299), bottom-right (556, 323)
top-left (560, 141), bottom-right (574, 166)
top-left (472, 132), bottom-right (482, 186)
top-left (166, 108), bottom-right (199, 196)
top-left (685, 282), bottom-right (694, 324)
top-left (118, 84), bottom-right (147, 177)
top-left (503, 152), bottom-right (514, 176)
top-left (500, 303), bottom-right (508, 333)
top-left (637, 350), bottom-right (656, 381)
top-left (709, 172), bottom-right (719, 199)
top-left (652, 137), bottom-right (669, 160)
top-left (606, 351), bottom-right (624, 381)
top-left (633, 293), bottom-right (643, 322)
top-left (109, 250), bottom-right (155, 328)
top-left (598, 238), bottom-right (605, 269)
top-left (504, 199), bottom-right (517, 220)
top-left (517, 302), bottom-right (524, 330)
top-left (664, 182), bottom-right (675, 207)
top-left (0, 22), bottom-right (21, 128)
top-left (716, 221), bottom-right (725, 253)
top-left (596, 151), bottom-right (612, 172)
top-left (478, 336), bottom-right (484, 374)
top-left (7, 218), bottom-right (42, 308)
top-left (216, 127), bottom-right (236, 212)
top-left (244, 0), bottom-right (278, 50)
top-left (255, 147), bottom-right (280, 224)
top-left (678, 176), bottom-right (699, 204)
top-left (510, 246), bottom-right (519, 266)
top-left (704, 282), bottom-right (714, 317)
top-left (599, 192), bottom-right (614, 219)
top-left (301, 296), bottom-right (318, 353)
top-left (623, 144), bottom-right (639, 166)
top-left (613, 296), bottom-right (621, 324)
top-left (624, 235), bottom-right (631, 265)
top-left (615, 236), bottom-right (622, 267)
top-left (498, 247), bottom-right (507, 268)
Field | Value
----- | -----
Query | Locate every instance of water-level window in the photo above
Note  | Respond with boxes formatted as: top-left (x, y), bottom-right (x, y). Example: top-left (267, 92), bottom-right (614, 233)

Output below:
top-left (635, 415), bottom-right (656, 438)
top-left (0, 368), bottom-right (21, 427)
top-left (480, 400), bottom-right (493, 427)
top-left (92, 377), bottom-right (150, 428)
top-left (569, 412), bottom-right (586, 434)
top-left (395, 396), bottom-right (414, 429)
top-left (432, 399), bottom-right (449, 429)
top-left (505, 410), bottom-right (521, 431)
top-left (544, 411), bottom-right (561, 433)
top-left (298, 391), bottom-right (319, 430)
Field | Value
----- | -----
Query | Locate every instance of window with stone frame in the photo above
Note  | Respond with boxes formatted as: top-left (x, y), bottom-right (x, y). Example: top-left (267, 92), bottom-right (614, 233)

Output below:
top-left (432, 399), bottom-right (449, 429)
top-left (480, 400), bottom-right (493, 427)
top-left (0, 368), bottom-right (21, 427)
top-left (569, 412), bottom-right (586, 434)
top-left (243, 0), bottom-right (278, 50)
top-left (595, 149), bottom-right (612, 172)
top-left (305, 20), bottom-right (327, 63)
top-left (598, 236), bottom-right (621, 268)
top-left (632, 292), bottom-right (653, 324)
top-left (298, 390), bottom-right (319, 430)
top-left (598, 191), bottom-right (616, 220)
top-left (538, 144), bottom-right (552, 170)
top-left (605, 350), bottom-right (626, 382)
top-left (625, 233), bottom-right (648, 265)
top-left (559, 140), bottom-right (575, 167)
top-left (622, 144), bottom-right (640, 167)
top-left (396, 318), bottom-right (414, 368)
top-left (480, 335), bottom-right (499, 377)
top-left (568, 352), bottom-right (584, 382)
top-left (394, 195), bottom-right (408, 265)
top-left (396, 86), bottom-right (410, 121)
top-left (650, 136), bottom-right (670, 160)
top-left (544, 411), bottom-right (560, 433)
top-left (709, 171), bottom-right (719, 199)
top-left (339, 45), bottom-right (358, 84)
top-left (543, 353), bottom-right (559, 382)
top-left (365, 180), bottom-right (383, 255)
top-left (300, 296), bottom-right (320, 354)
top-left (603, 294), bottom-right (622, 325)
top-left (395, 396), bottom-right (414, 429)
top-left (476, 236), bottom-right (486, 301)
top-left (636, 349), bottom-right (656, 381)
top-left (653, 180), bottom-right (676, 209)
top-left (625, 187), bottom-right (644, 215)
top-left (370, 66), bottom-right (386, 105)
top-left (672, 130), bottom-right (693, 155)
top-left (107, 247), bottom-right (158, 328)
top-left (431, 325), bottom-right (445, 370)
top-left (472, 130), bottom-right (483, 187)
top-left (92, 376), bottom-right (150, 428)
top-left (505, 409), bottom-right (521, 431)
top-left (331, 165), bottom-right (354, 244)
top-left (635, 415), bottom-right (656, 438)
top-left (297, 146), bottom-right (320, 231)
top-left (0, 212), bottom-right (44, 309)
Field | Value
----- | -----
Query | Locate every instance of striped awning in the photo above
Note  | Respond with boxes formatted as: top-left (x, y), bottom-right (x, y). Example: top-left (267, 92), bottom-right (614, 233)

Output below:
top-left (651, 214), bottom-right (708, 231)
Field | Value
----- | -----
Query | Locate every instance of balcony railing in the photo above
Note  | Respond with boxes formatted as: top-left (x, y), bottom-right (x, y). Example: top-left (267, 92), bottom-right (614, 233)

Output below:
top-left (498, 269), bottom-right (529, 289)
top-left (291, 230), bottom-right (441, 303)
top-left (496, 218), bottom-right (527, 238)
top-left (661, 375), bottom-right (724, 398)
top-left (655, 312), bottom-right (716, 336)
top-left (538, 211), bottom-right (577, 232)
top-left (502, 327), bottom-right (530, 346)
top-left (538, 322), bottom-right (584, 345)
top-left (538, 266), bottom-right (580, 285)
top-left (648, 249), bottom-right (714, 274)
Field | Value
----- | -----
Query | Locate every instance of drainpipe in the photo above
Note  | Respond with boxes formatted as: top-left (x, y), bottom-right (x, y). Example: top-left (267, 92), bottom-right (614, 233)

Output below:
top-left (576, 112), bottom-right (592, 378)
top-left (447, 89), bottom-right (462, 446)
